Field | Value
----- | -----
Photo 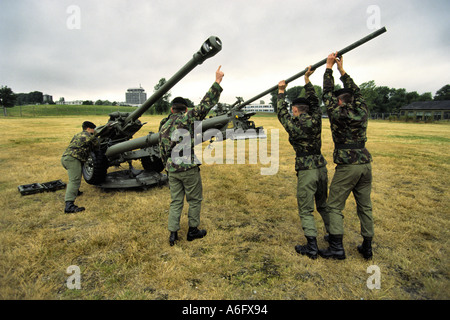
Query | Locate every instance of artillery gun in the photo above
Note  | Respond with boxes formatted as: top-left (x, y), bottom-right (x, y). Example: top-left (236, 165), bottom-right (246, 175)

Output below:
top-left (82, 36), bottom-right (223, 188)
top-left (82, 36), bottom-right (266, 189)
top-left (83, 27), bottom-right (387, 189)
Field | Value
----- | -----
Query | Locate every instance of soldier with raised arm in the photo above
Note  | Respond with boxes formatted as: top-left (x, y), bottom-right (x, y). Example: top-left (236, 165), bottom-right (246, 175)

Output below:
top-left (277, 66), bottom-right (329, 260)
top-left (319, 53), bottom-right (374, 260)
top-left (159, 66), bottom-right (224, 246)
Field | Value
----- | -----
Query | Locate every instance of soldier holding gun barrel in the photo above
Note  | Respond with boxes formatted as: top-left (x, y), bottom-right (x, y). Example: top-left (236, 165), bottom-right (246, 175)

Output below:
top-left (319, 53), bottom-right (374, 260)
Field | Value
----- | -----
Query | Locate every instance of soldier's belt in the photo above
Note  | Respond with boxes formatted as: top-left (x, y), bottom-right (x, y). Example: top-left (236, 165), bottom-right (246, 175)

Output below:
top-left (335, 143), bottom-right (365, 149)
top-left (296, 150), bottom-right (321, 157)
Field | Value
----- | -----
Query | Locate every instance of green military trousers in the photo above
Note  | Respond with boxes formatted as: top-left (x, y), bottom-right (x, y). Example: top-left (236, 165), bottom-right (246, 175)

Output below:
top-left (61, 155), bottom-right (82, 202)
top-left (168, 167), bottom-right (203, 232)
top-left (326, 163), bottom-right (374, 238)
top-left (297, 166), bottom-right (329, 237)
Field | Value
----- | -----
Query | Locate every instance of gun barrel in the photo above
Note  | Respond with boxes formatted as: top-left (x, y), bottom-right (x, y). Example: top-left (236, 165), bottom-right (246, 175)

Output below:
top-left (105, 134), bottom-right (159, 158)
top-left (125, 36), bottom-right (222, 123)
top-left (236, 27), bottom-right (387, 110)
top-left (105, 114), bottom-right (232, 158)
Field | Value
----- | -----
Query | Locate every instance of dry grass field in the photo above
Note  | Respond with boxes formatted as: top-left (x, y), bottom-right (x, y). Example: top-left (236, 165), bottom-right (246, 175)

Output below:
top-left (0, 114), bottom-right (448, 300)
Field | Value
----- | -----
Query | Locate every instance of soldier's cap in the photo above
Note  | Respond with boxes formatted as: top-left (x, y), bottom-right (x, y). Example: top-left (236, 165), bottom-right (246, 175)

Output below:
top-left (82, 121), bottom-right (96, 129)
top-left (171, 97), bottom-right (189, 107)
top-left (334, 88), bottom-right (353, 97)
top-left (291, 98), bottom-right (310, 108)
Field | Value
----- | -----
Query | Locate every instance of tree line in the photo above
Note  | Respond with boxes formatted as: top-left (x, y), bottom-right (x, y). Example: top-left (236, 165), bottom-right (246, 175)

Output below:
top-left (0, 78), bottom-right (192, 116)
top-left (14, 91), bottom-right (47, 105)
top-left (1, 81), bottom-right (449, 117)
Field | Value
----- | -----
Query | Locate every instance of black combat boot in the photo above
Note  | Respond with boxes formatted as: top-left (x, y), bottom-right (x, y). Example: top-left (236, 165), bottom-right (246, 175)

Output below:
top-left (64, 201), bottom-right (85, 214)
top-left (295, 236), bottom-right (318, 260)
top-left (187, 227), bottom-right (207, 241)
top-left (357, 237), bottom-right (373, 260)
top-left (169, 231), bottom-right (178, 246)
top-left (318, 234), bottom-right (346, 260)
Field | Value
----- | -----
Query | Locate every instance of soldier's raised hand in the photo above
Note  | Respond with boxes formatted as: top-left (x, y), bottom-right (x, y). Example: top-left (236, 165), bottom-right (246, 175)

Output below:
top-left (278, 80), bottom-right (287, 94)
top-left (335, 55), bottom-right (346, 76)
top-left (305, 65), bottom-right (314, 84)
top-left (326, 52), bottom-right (336, 69)
top-left (305, 65), bottom-right (315, 77)
top-left (216, 65), bottom-right (224, 84)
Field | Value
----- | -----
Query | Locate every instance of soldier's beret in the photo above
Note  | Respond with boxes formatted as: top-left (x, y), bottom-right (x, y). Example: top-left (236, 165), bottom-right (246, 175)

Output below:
top-left (171, 97), bottom-right (188, 107)
top-left (334, 88), bottom-right (353, 97)
top-left (82, 121), bottom-right (96, 129)
top-left (291, 97), bottom-right (310, 107)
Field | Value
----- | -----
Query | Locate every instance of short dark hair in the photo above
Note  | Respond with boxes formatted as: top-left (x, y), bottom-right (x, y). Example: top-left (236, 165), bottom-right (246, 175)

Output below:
top-left (334, 88), bottom-right (354, 104)
top-left (82, 121), bottom-right (96, 130)
top-left (172, 104), bottom-right (188, 113)
top-left (292, 104), bottom-right (309, 113)
top-left (338, 93), bottom-right (353, 104)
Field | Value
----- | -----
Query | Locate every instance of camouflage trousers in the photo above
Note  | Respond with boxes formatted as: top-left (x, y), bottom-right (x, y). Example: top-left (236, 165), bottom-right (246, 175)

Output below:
top-left (327, 163), bottom-right (374, 238)
top-left (61, 155), bottom-right (82, 202)
top-left (168, 167), bottom-right (203, 232)
top-left (297, 166), bottom-right (329, 237)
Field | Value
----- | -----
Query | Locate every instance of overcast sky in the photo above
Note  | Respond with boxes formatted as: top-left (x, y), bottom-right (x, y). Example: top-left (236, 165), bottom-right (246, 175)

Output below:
top-left (1, 0), bottom-right (449, 105)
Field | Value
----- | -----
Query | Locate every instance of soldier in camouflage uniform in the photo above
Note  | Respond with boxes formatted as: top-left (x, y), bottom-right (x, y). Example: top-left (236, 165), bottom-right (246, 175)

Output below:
top-left (277, 66), bottom-right (329, 260)
top-left (159, 66), bottom-right (224, 246)
top-left (61, 121), bottom-right (99, 213)
top-left (319, 53), bottom-right (373, 260)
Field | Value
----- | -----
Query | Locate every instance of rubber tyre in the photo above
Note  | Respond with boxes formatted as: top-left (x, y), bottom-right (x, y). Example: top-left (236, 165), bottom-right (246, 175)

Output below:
top-left (82, 151), bottom-right (108, 185)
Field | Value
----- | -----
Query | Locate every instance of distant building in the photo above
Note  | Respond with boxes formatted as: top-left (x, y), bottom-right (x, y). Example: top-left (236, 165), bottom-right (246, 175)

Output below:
top-left (43, 94), bottom-right (53, 104)
top-left (242, 103), bottom-right (274, 113)
top-left (64, 100), bottom-right (84, 105)
top-left (126, 85), bottom-right (147, 106)
top-left (399, 100), bottom-right (450, 121)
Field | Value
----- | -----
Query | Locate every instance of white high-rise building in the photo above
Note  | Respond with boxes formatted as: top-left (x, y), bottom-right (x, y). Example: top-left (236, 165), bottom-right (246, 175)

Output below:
top-left (125, 85), bottom-right (147, 106)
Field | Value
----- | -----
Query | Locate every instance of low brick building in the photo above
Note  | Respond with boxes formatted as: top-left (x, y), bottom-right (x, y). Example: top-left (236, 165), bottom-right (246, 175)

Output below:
top-left (399, 101), bottom-right (450, 121)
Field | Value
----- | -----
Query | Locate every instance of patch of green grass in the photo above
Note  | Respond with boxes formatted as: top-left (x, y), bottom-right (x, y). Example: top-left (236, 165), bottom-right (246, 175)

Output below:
top-left (6, 137), bottom-right (59, 147)
top-left (5, 105), bottom-right (139, 117)
top-left (387, 135), bottom-right (450, 143)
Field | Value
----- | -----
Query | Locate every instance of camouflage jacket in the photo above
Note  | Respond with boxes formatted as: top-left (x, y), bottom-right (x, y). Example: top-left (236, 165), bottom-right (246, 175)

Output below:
top-left (277, 82), bottom-right (327, 171)
top-left (158, 113), bottom-right (172, 131)
top-left (62, 130), bottom-right (99, 162)
top-left (323, 69), bottom-right (372, 165)
top-left (159, 82), bottom-right (223, 173)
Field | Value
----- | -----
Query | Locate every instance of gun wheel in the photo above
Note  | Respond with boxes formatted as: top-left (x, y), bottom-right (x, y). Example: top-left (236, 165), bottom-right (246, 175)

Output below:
top-left (82, 151), bottom-right (108, 185)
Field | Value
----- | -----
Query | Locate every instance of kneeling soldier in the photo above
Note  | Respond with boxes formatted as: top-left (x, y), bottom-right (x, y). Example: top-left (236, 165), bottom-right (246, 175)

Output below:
top-left (61, 121), bottom-right (99, 213)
